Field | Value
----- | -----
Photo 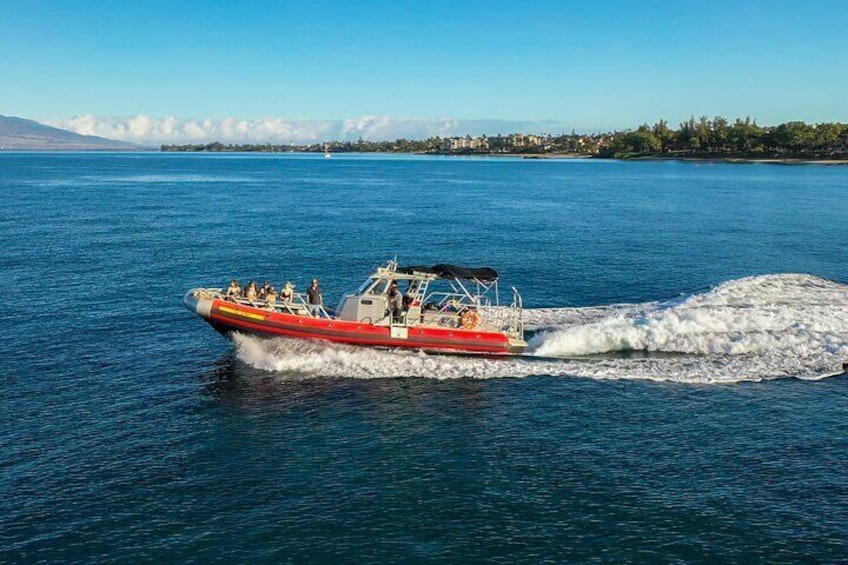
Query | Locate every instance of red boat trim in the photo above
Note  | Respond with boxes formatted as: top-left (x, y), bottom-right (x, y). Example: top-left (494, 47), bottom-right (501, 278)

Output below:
top-left (208, 300), bottom-right (512, 354)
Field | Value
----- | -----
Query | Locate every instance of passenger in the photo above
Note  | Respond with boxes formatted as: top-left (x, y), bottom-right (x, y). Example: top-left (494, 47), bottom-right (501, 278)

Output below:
top-left (280, 281), bottom-right (294, 303)
top-left (245, 280), bottom-right (258, 300)
top-left (225, 279), bottom-right (241, 297)
top-left (388, 281), bottom-right (404, 323)
top-left (306, 278), bottom-right (323, 316)
top-left (261, 281), bottom-right (273, 299)
top-left (266, 286), bottom-right (277, 309)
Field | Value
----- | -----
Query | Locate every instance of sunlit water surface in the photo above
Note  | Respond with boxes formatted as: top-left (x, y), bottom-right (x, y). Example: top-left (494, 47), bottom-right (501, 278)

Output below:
top-left (2, 153), bottom-right (847, 562)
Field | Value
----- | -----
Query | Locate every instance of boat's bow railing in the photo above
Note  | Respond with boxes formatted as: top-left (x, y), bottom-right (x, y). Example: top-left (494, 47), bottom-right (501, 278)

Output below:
top-left (189, 287), bottom-right (220, 298)
top-left (190, 288), bottom-right (332, 318)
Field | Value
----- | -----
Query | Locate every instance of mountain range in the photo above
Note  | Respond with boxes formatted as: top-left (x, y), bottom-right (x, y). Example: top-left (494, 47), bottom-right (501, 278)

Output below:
top-left (0, 115), bottom-right (139, 150)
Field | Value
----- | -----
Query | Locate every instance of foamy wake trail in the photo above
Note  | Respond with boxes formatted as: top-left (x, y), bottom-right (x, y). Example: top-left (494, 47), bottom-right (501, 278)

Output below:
top-left (233, 274), bottom-right (848, 384)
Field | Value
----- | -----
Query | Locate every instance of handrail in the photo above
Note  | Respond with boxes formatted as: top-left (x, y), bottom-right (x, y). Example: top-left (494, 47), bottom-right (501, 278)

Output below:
top-left (195, 288), bottom-right (332, 319)
top-left (425, 291), bottom-right (489, 309)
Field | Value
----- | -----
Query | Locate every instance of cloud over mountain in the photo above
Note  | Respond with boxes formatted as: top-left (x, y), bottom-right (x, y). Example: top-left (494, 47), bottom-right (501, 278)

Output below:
top-left (42, 115), bottom-right (568, 145)
top-left (0, 115), bottom-right (137, 150)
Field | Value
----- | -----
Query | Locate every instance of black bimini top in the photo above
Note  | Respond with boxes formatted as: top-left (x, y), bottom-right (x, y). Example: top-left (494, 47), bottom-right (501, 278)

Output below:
top-left (399, 263), bottom-right (499, 282)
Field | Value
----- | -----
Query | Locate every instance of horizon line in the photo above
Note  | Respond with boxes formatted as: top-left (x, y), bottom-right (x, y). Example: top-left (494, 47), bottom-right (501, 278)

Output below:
top-left (7, 113), bottom-right (843, 147)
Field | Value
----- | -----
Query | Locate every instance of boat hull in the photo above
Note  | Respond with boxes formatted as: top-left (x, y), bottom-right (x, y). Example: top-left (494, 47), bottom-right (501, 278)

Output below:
top-left (184, 292), bottom-right (524, 355)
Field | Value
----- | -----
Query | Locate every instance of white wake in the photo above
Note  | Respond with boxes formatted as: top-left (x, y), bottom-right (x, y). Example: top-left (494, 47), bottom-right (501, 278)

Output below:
top-left (233, 274), bottom-right (848, 383)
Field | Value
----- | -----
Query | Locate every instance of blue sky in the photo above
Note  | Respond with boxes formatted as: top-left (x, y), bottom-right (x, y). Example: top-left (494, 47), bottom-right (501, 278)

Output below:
top-left (2, 0), bottom-right (846, 142)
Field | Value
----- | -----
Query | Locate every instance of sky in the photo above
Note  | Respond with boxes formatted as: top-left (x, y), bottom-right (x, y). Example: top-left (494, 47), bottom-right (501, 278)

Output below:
top-left (2, 0), bottom-right (847, 144)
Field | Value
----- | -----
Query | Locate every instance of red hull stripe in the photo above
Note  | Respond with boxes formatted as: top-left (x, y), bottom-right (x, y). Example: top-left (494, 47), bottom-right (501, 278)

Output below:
top-left (208, 301), bottom-right (511, 354)
top-left (210, 314), bottom-right (508, 353)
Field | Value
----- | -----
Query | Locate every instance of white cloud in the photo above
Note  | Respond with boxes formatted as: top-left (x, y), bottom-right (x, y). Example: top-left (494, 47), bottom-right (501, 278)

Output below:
top-left (42, 114), bottom-right (569, 146)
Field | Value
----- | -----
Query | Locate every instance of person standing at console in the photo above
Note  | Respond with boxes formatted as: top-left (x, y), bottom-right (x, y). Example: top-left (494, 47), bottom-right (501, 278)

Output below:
top-left (388, 281), bottom-right (404, 323)
top-left (306, 278), bottom-right (323, 316)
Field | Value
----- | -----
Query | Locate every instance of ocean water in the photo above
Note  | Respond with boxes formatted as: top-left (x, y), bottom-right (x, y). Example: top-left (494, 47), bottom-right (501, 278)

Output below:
top-left (1, 152), bottom-right (847, 562)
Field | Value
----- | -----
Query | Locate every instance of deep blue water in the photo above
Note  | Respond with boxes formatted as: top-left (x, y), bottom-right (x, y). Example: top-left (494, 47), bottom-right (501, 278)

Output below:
top-left (2, 153), bottom-right (847, 562)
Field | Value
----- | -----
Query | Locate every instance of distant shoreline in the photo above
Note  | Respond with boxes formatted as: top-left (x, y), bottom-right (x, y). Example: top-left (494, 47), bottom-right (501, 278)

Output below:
top-left (2, 149), bottom-right (846, 165)
top-left (608, 154), bottom-right (848, 166)
top-left (465, 153), bottom-right (848, 164)
top-left (387, 151), bottom-right (848, 165)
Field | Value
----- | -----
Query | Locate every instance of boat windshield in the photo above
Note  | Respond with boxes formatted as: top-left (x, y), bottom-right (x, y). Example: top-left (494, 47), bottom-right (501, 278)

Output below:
top-left (355, 278), bottom-right (375, 294)
top-left (355, 278), bottom-right (389, 295)
top-left (369, 280), bottom-right (389, 295)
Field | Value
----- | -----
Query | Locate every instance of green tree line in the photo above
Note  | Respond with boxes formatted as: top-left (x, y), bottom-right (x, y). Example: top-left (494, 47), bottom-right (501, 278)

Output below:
top-left (161, 117), bottom-right (848, 160)
top-left (602, 117), bottom-right (848, 158)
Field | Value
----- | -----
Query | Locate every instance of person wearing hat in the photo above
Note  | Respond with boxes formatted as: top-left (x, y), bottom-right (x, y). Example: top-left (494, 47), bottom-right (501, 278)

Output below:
top-left (265, 286), bottom-right (277, 310)
top-left (280, 281), bottom-right (294, 303)
top-left (306, 278), bottom-right (323, 316)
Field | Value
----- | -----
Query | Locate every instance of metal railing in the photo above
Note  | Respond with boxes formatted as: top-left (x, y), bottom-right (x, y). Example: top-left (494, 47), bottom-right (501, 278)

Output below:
top-left (194, 288), bottom-right (332, 319)
top-left (419, 288), bottom-right (524, 336)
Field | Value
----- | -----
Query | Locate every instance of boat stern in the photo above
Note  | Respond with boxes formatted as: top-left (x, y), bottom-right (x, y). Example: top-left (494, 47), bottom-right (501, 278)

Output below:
top-left (507, 337), bottom-right (528, 356)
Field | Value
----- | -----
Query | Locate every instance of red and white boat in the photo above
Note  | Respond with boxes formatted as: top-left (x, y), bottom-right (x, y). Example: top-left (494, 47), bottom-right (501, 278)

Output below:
top-left (184, 260), bottom-right (527, 355)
